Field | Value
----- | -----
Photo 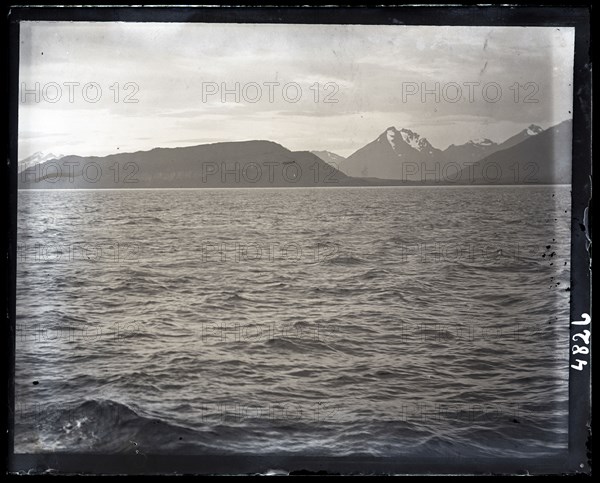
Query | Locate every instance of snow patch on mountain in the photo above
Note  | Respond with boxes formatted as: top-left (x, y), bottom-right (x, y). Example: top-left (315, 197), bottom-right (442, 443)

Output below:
top-left (20, 151), bottom-right (64, 164)
top-left (468, 138), bottom-right (495, 146)
top-left (382, 127), bottom-right (437, 155)
top-left (386, 128), bottom-right (397, 149)
top-left (18, 152), bottom-right (65, 172)
top-left (526, 124), bottom-right (543, 136)
top-left (399, 128), bottom-right (422, 150)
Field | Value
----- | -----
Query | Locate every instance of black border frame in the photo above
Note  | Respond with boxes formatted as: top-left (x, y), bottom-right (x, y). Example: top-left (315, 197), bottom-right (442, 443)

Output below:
top-left (4, 5), bottom-right (591, 476)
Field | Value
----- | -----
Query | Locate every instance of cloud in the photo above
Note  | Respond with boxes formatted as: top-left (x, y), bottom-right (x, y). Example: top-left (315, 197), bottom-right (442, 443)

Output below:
top-left (19, 22), bottom-right (574, 159)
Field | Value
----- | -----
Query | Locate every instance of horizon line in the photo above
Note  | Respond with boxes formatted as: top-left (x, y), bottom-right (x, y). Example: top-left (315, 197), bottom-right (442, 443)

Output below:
top-left (18, 117), bottom-right (573, 162)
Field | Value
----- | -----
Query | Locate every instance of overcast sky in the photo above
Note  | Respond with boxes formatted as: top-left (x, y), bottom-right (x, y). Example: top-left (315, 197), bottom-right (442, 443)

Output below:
top-left (19, 22), bottom-right (574, 159)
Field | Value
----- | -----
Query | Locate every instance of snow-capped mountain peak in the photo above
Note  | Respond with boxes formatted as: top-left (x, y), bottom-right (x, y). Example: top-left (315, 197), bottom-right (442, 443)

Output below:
top-left (383, 127), bottom-right (434, 153)
top-left (19, 152), bottom-right (65, 164)
top-left (399, 128), bottom-right (422, 150)
top-left (18, 152), bottom-right (65, 173)
top-left (384, 127), bottom-right (398, 149)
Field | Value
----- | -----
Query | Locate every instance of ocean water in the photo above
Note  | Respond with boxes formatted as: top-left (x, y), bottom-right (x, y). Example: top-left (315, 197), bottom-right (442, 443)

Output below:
top-left (15, 185), bottom-right (571, 457)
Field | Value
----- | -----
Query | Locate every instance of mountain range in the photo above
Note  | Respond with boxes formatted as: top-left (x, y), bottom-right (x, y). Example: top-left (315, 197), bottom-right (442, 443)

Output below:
top-left (455, 120), bottom-right (571, 184)
top-left (19, 120), bottom-right (571, 188)
top-left (339, 123), bottom-right (563, 182)
top-left (309, 150), bottom-right (347, 172)
top-left (18, 141), bottom-right (367, 189)
top-left (18, 151), bottom-right (65, 173)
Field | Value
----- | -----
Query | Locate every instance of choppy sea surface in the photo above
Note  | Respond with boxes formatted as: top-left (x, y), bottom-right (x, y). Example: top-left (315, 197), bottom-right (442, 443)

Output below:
top-left (15, 185), bottom-right (571, 456)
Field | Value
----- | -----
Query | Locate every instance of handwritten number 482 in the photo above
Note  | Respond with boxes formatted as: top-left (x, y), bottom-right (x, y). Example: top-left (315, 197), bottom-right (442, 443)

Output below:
top-left (571, 313), bottom-right (591, 371)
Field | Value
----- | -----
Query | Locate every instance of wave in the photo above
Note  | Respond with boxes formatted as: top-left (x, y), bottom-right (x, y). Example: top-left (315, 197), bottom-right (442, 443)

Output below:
top-left (15, 399), bottom-right (204, 453)
top-left (15, 396), bottom-right (567, 457)
top-left (263, 336), bottom-right (339, 354)
top-left (358, 268), bottom-right (390, 280)
top-left (223, 292), bottom-right (263, 304)
top-left (325, 255), bottom-right (366, 265)
top-left (122, 216), bottom-right (163, 225)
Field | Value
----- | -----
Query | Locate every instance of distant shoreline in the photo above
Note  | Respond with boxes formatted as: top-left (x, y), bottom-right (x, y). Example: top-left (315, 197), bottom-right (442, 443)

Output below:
top-left (18, 184), bottom-right (571, 191)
